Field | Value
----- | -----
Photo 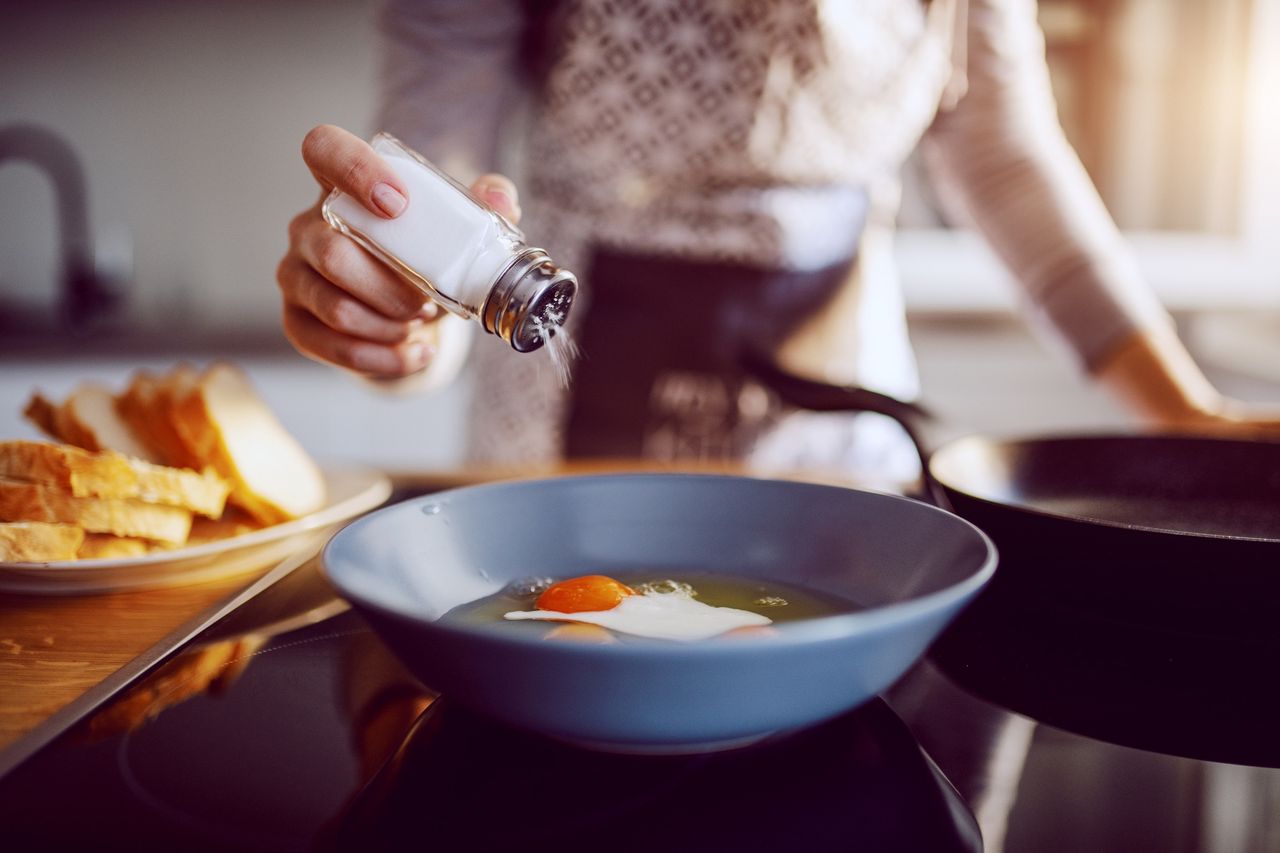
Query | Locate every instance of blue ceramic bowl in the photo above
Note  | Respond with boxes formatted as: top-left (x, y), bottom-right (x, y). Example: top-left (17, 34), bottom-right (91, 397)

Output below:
top-left (322, 474), bottom-right (996, 750)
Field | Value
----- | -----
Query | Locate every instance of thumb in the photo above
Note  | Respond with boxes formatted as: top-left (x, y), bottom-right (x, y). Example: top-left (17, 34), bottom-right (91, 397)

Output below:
top-left (471, 173), bottom-right (522, 224)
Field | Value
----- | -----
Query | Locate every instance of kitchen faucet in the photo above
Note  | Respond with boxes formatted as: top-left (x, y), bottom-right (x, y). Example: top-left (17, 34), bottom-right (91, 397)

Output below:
top-left (0, 123), bottom-right (122, 331)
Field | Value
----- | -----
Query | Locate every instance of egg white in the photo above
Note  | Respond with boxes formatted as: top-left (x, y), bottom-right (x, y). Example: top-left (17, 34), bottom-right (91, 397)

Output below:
top-left (503, 591), bottom-right (772, 641)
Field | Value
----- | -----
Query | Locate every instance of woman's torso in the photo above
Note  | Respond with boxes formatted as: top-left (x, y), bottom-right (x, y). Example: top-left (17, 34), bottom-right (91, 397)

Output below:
top-left (465, 0), bottom-right (961, 486)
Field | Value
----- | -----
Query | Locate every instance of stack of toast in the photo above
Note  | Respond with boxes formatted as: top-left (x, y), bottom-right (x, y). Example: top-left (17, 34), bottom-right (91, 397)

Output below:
top-left (0, 363), bottom-right (326, 563)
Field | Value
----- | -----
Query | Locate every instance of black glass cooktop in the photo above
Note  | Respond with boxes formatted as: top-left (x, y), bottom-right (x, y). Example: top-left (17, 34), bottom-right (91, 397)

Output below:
top-left (1, 551), bottom-right (1278, 852)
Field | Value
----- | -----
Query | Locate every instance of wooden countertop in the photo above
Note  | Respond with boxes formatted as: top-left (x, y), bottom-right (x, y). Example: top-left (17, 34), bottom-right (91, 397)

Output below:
top-left (0, 545), bottom-right (324, 776)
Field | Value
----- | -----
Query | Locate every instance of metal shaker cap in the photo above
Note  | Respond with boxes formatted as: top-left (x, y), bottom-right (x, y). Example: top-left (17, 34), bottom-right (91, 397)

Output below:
top-left (481, 248), bottom-right (578, 352)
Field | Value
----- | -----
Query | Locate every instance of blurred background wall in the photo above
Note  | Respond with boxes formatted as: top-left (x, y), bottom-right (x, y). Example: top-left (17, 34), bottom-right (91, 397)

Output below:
top-left (0, 0), bottom-right (482, 466)
top-left (0, 0), bottom-right (379, 334)
top-left (1, 3), bottom-right (1276, 842)
top-left (1, 0), bottom-right (1278, 467)
top-left (4, 0), bottom-right (1278, 332)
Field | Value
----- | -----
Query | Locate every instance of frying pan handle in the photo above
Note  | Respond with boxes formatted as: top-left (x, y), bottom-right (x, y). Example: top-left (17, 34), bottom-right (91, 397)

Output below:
top-left (741, 350), bottom-right (951, 502)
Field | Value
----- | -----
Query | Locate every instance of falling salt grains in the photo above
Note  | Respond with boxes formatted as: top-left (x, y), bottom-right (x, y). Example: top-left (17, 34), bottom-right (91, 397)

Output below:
top-left (533, 307), bottom-right (580, 389)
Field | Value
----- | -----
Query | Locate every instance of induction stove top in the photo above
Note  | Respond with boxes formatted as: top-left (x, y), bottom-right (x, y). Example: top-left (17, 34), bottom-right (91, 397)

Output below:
top-left (2, 549), bottom-right (1278, 852)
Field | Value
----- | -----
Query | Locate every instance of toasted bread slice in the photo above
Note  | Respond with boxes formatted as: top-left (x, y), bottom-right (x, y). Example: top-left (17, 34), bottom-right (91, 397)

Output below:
top-left (0, 440), bottom-right (135, 498)
top-left (0, 521), bottom-right (86, 562)
top-left (0, 441), bottom-right (230, 519)
top-left (123, 459), bottom-right (230, 519)
top-left (117, 370), bottom-right (202, 469)
top-left (23, 393), bottom-right (65, 442)
top-left (77, 534), bottom-right (151, 560)
top-left (156, 364), bottom-right (206, 466)
top-left (0, 479), bottom-right (192, 544)
top-left (171, 364), bottom-right (325, 526)
top-left (53, 384), bottom-right (162, 463)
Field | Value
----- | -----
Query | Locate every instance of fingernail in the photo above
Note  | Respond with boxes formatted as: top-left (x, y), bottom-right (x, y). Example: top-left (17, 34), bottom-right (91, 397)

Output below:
top-left (416, 303), bottom-right (439, 321)
top-left (411, 342), bottom-right (435, 367)
top-left (481, 187), bottom-right (515, 211)
top-left (372, 182), bottom-right (407, 217)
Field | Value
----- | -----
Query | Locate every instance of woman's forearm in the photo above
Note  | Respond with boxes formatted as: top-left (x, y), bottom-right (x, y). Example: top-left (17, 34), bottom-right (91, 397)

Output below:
top-left (923, 0), bottom-right (1174, 375)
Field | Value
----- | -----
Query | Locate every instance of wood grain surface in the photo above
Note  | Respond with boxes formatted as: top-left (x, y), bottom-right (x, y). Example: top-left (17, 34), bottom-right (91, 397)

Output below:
top-left (0, 560), bottom-right (287, 756)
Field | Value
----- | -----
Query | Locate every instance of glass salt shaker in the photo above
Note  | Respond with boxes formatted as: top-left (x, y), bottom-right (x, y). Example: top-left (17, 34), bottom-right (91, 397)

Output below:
top-left (321, 133), bottom-right (577, 353)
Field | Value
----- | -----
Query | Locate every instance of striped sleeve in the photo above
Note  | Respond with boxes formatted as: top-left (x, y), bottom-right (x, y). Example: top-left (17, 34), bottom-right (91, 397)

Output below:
top-left (923, 0), bottom-right (1174, 371)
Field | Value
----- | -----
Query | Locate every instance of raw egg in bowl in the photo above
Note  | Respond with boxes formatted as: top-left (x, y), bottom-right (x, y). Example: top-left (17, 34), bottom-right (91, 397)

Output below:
top-left (322, 474), bottom-right (996, 751)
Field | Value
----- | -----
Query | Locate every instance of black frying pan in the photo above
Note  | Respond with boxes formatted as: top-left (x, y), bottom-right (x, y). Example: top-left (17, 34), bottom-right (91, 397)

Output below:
top-left (744, 353), bottom-right (1280, 641)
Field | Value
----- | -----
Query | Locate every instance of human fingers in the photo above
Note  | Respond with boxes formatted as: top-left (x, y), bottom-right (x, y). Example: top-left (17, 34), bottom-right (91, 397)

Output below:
top-left (470, 173), bottom-right (522, 224)
top-left (1158, 400), bottom-right (1280, 440)
top-left (290, 208), bottom-right (436, 322)
top-left (277, 257), bottom-right (429, 344)
top-left (1217, 400), bottom-right (1280, 439)
top-left (300, 124), bottom-right (408, 218)
top-left (282, 305), bottom-right (435, 378)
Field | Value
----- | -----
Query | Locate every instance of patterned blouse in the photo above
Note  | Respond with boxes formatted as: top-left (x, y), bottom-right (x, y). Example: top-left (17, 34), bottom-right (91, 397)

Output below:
top-left (376, 0), bottom-right (1171, 483)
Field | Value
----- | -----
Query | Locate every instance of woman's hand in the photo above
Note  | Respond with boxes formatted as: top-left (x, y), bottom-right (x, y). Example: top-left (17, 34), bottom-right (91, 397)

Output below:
top-left (277, 124), bottom-right (521, 378)
top-left (1189, 399), bottom-right (1280, 440)
top-left (1099, 326), bottom-right (1280, 440)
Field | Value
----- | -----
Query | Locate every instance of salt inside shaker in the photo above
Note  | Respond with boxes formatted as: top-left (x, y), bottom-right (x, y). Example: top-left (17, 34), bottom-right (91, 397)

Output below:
top-left (321, 133), bottom-right (577, 353)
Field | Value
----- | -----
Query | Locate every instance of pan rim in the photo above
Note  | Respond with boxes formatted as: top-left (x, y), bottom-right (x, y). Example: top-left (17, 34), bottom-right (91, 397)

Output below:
top-left (930, 431), bottom-right (1280, 544)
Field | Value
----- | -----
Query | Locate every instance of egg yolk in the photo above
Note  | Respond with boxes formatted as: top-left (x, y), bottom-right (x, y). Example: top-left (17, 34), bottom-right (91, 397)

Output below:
top-left (536, 575), bottom-right (635, 613)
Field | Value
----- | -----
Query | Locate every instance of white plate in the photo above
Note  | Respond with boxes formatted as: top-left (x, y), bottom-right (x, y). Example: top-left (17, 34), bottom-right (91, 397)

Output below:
top-left (0, 465), bottom-right (392, 594)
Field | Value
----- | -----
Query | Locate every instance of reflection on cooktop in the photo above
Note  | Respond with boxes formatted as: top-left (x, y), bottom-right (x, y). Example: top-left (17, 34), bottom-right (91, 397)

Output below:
top-left (2, 555), bottom-right (1279, 853)
top-left (116, 621), bottom-right (365, 847)
top-left (932, 578), bottom-right (1280, 769)
top-left (0, 611), bottom-right (977, 852)
top-left (327, 695), bottom-right (980, 852)
top-left (1, 614), bottom-right (372, 852)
